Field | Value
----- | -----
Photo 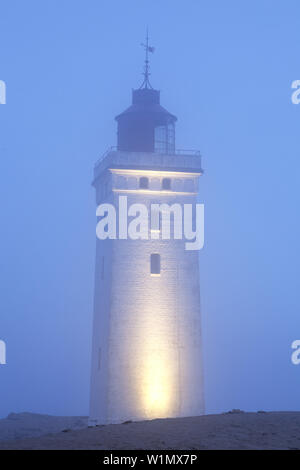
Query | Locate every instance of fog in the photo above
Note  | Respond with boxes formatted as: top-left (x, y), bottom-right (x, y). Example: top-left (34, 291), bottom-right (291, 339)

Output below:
top-left (0, 0), bottom-right (299, 418)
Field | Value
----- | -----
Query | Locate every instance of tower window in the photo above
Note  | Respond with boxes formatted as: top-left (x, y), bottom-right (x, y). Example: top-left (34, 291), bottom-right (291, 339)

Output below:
top-left (98, 348), bottom-right (101, 370)
top-left (150, 254), bottom-right (161, 276)
top-left (150, 203), bottom-right (161, 233)
top-left (162, 178), bottom-right (171, 190)
top-left (139, 177), bottom-right (149, 189)
top-left (101, 256), bottom-right (105, 280)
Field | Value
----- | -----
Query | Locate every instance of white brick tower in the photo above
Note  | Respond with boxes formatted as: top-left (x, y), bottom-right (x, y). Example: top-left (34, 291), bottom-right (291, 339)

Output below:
top-left (89, 43), bottom-right (204, 425)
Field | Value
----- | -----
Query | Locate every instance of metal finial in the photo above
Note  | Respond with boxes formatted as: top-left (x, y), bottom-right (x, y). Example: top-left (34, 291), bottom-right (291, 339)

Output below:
top-left (140, 28), bottom-right (155, 89)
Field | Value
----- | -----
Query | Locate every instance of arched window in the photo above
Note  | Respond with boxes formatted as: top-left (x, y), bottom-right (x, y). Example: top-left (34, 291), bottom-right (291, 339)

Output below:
top-left (162, 178), bottom-right (171, 190)
top-left (139, 177), bottom-right (149, 189)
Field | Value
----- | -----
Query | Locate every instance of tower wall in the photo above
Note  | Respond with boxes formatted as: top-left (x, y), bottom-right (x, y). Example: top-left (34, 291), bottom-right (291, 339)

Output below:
top-left (89, 151), bottom-right (205, 425)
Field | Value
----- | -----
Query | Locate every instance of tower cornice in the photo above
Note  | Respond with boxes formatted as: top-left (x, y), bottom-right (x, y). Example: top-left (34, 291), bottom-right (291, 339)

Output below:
top-left (93, 150), bottom-right (203, 186)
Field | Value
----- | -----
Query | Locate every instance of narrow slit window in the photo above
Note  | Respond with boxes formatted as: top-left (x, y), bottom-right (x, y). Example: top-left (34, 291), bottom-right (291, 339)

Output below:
top-left (98, 348), bottom-right (101, 370)
top-left (150, 254), bottom-right (161, 276)
top-left (139, 177), bottom-right (149, 189)
top-left (151, 203), bottom-right (161, 232)
top-left (162, 178), bottom-right (171, 190)
top-left (101, 256), bottom-right (105, 280)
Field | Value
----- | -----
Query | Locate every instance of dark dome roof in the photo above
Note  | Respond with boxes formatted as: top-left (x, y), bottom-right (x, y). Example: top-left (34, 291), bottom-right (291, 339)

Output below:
top-left (115, 88), bottom-right (177, 124)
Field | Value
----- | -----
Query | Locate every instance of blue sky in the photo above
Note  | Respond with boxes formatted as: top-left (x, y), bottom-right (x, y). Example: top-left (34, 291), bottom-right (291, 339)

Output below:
top-left (0, 0), bottom-right (299, 418)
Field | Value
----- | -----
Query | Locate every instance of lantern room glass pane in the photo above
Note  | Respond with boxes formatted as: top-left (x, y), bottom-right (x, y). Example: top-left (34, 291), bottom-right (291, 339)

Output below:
top-left (154, 123), bottom-right (175, 155)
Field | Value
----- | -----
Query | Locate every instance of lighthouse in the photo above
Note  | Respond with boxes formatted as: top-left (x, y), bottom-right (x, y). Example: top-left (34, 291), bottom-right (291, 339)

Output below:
top-left (89, 37), bottom-right (205, 425)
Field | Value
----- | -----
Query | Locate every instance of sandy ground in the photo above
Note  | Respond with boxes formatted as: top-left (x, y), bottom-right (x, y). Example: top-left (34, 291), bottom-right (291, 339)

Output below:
top-left (0, 411), bottom-right (300, 450)
top-left (0, 413), bottom-right (87, 442)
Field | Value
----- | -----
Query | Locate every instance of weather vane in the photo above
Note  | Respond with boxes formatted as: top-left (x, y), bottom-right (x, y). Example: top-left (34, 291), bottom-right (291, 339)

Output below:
top-left (140, 28), bottom-right (155, 89)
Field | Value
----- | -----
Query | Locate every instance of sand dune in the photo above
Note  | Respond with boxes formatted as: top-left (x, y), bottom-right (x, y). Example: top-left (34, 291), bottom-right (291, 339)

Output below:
top-left (0, 411), bottom-right (300, 450)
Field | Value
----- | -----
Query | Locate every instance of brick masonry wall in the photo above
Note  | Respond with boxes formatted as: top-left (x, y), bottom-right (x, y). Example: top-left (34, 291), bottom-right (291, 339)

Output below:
top-left (89, 152), bottom-right (205, 425)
